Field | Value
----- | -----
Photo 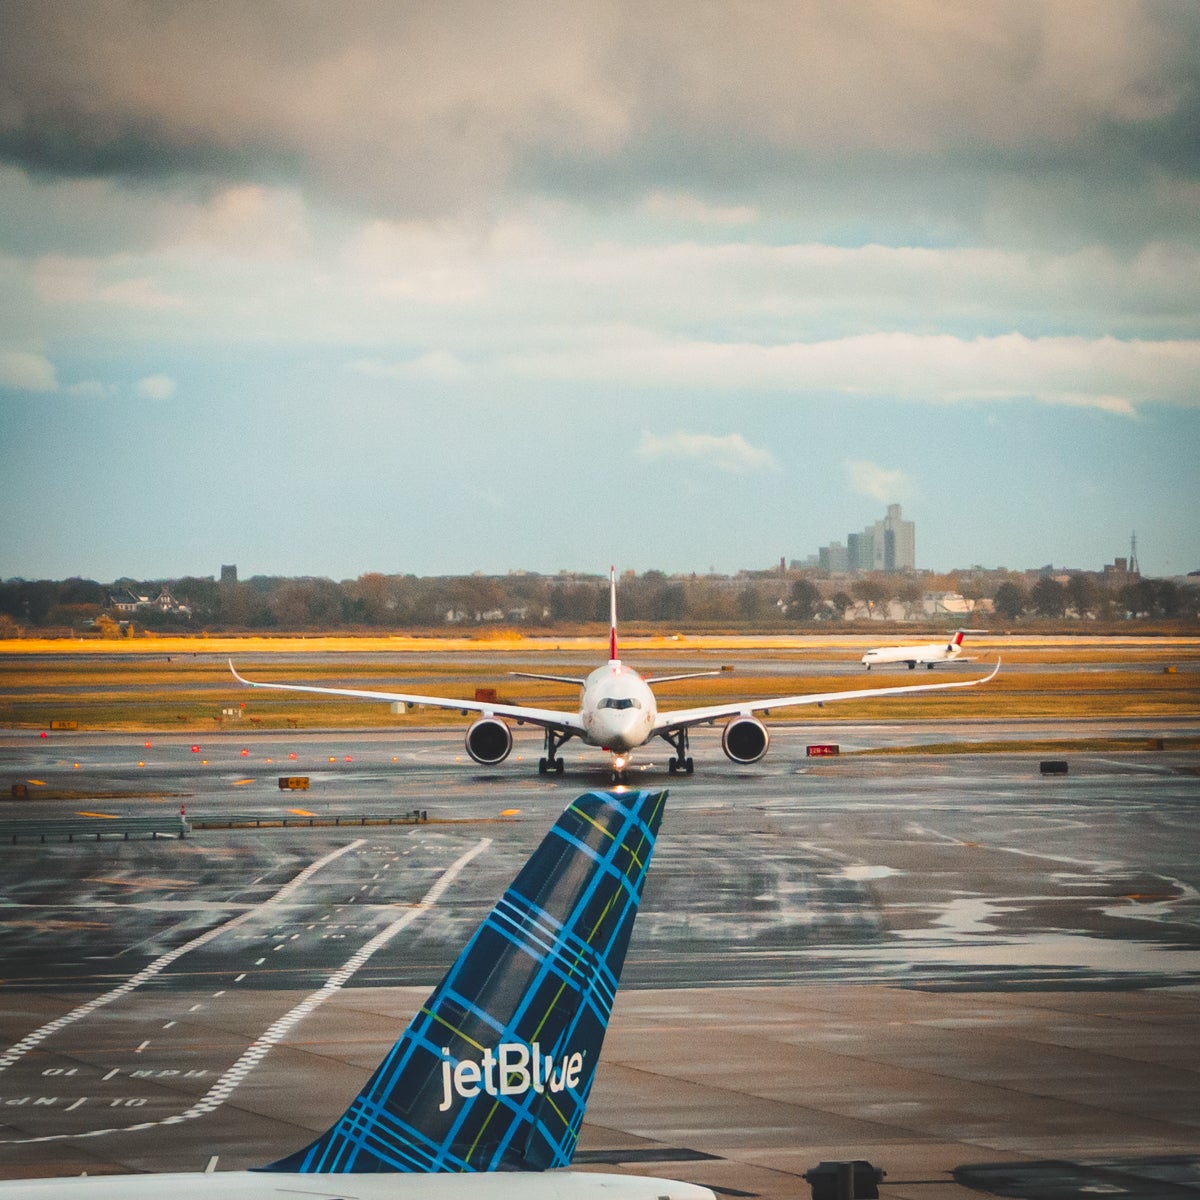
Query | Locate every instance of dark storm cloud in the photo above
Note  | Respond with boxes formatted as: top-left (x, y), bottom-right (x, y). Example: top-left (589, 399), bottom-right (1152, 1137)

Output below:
top-left (2, 0), bottom-right (1197, 238)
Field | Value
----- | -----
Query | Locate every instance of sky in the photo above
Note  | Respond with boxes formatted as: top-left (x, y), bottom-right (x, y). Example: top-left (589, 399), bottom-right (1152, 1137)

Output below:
top-left (1, 1), bottom-right (1197, 582)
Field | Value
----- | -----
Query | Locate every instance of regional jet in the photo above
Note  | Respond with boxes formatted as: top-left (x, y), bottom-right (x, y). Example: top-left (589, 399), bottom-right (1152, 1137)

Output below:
top-left (232, 570), bottom-right (998, 778)
top-left (862, 629), bottom-right (984, 670)
top-left (0, 789), bottom-right (715, 1199)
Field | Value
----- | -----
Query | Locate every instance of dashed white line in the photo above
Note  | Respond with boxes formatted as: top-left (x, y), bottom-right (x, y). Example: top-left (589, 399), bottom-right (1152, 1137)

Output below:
top-left (0, 838), bottom-right (492, 1146)
top-left (0, 839), bottom-right (367, 1079)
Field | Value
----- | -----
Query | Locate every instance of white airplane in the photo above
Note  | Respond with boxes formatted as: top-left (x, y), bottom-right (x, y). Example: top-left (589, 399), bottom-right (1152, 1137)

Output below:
top-left (0, 789), bottom-right (715, 1199)
top-left (232, 570), bottom-right (999, 779)
top-left (861, 629), bottom-right (986, 671)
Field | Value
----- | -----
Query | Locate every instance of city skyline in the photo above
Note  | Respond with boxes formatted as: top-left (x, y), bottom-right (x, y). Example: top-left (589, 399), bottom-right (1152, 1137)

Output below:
top-left (2, 4), bottom-right (1198, 581)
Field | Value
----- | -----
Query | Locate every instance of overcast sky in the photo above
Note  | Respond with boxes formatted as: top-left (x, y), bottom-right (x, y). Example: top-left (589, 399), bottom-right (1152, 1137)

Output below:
top-left (1, 0), bottom-right (1197, 581)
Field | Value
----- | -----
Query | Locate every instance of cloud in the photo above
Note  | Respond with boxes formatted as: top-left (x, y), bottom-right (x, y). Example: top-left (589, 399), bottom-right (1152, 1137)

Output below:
top-left (847, 460), bottom-right (911, 504)
top-left (634, 430), bottom-right (777, 473)
top-left (512, 332), bottom-right (1198, 414)
top-left (0, 349), bottom-right (55, 391)
top-left (346, 352), bottom-right (468, 383)
top-left (0, 2), bottom-right (1196, 241)
top-left (136, 374), bottom-right (176, 400)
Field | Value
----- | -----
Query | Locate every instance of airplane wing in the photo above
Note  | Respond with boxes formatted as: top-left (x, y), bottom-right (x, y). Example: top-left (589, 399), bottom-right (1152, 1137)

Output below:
top-left (645, 669), bottom-right (728, 685)
top-left (509, 671), bottom-right (587, 686)
top-left (229, 662), bottom-right (587, 735)
top-left (652, 660), bottom-right (1000, 733)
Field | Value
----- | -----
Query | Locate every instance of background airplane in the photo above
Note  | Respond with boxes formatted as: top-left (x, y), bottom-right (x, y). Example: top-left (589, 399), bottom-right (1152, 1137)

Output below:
top-left (861, 629), bottom-right (985, 670)
top-left (233, 571), bottom-right (999, 779)
top-left (0, 789), bottom-right (715, 1199)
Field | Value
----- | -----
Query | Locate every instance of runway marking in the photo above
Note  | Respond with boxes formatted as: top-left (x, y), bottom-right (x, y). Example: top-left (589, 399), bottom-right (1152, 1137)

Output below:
top-left (0, 840), bottom-right (367, 1079)
top-left (0, 837), bottom-right (492, 1146)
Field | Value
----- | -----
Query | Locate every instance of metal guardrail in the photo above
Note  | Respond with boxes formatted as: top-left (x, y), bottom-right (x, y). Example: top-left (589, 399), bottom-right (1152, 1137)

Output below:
top-left (0, 815), bottom-right (190, 844)
top-left (0, 811), bottom-right (431, 842)
top-left (191, 811), bottom-right (429, 830)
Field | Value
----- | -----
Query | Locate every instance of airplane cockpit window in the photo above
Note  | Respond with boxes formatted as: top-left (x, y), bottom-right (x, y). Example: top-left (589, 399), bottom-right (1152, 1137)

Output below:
top-left (599, 697), bottom-right (642, 710)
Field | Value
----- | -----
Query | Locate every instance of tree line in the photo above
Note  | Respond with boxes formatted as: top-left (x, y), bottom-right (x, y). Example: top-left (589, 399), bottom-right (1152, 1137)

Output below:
top-left (0, 569), bottom-right (1196, 635)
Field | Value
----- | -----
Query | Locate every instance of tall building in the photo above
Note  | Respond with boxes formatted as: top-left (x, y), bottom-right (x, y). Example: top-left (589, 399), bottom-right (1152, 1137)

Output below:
top-left (871, 503), bottom-right (915, 572)
top-left (220, 564), bottom-right (238, 586)
top-left (810, 504), bottom-right (915, 573)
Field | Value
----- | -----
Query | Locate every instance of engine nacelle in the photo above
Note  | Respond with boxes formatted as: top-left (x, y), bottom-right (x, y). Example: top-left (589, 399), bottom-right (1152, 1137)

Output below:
top-left (721, 716), bottom-right (769, 764)
top-left (465, 717), bottom-right (513, 765)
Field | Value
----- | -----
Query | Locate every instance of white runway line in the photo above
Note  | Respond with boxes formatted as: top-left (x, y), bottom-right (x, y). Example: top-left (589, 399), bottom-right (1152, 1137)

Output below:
top-left (0, 837), bottom-right (492, 1146)
top-left (0, 840), bottom-right (366, 1077)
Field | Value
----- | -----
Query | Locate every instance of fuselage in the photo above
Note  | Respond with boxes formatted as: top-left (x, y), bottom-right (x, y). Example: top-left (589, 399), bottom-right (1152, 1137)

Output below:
top-left (0, 1170), bottom-right (714, 1199)
top-left (579, 660), bottom-right (656, 752)
top-left (862, 641), bottom-right (961, 667)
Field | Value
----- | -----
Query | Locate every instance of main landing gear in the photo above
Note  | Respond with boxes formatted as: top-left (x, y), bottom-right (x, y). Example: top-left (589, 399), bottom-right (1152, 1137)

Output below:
top-left (662, 728), bottom-right (695, 775)
top-left (538, 728), bottom-right (570, 775)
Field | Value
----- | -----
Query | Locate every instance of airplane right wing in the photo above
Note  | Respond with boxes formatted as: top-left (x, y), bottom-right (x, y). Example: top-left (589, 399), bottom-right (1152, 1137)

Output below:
top-left (653, 660), bottom-right (1000, 734)
top-left (229, 662), bottom-right (587, 736)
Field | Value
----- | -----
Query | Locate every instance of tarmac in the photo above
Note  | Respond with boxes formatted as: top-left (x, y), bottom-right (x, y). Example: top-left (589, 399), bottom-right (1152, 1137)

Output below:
top-left (1, 718), bottom-right (1198, 1197)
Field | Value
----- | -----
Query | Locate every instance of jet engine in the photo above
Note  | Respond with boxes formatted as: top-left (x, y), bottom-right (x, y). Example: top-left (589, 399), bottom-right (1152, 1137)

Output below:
top-left (465, 717), bottom-right (513, 765)
top-left (721, 716), bottom-right (769, 764)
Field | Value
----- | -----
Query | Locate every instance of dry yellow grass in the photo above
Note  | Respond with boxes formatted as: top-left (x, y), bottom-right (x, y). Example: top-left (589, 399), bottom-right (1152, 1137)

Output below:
top-left (1, 633), bottom-right (1196, 731)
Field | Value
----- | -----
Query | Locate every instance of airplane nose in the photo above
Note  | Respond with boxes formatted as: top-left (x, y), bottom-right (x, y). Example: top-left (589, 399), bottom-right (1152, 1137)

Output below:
top-left (599, 709), bottom-right (642, 751)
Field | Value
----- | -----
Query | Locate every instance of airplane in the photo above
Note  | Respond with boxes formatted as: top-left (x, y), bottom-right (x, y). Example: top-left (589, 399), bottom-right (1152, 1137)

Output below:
top-left (0, 788), bottom-right (716, 1199)
top-left (861, 629), bottom-right (986, 671)
top-left (232, 569), bottom-right (999, 780)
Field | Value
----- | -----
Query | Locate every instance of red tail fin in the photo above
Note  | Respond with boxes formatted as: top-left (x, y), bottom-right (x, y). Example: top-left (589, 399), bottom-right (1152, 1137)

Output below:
top-left (609, 566), bottom-right (619, 661)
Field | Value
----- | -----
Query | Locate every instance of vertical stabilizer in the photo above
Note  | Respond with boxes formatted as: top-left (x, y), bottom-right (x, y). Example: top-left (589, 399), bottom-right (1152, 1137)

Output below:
top-left (264, 788), bottom-right (666, 1175)
top-left (609, 565), bottom-right (619, 662)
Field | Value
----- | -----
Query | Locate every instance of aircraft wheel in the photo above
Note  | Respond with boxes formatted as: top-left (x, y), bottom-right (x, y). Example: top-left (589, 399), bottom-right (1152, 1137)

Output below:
top-left (684, 757), bottom-right (694, 774)
top-left (538, 757), bottom-right (548, 774)
top-left (555, 758), bottom-right (564, 775)
top-left (668, 760), bottom-right (678, 775)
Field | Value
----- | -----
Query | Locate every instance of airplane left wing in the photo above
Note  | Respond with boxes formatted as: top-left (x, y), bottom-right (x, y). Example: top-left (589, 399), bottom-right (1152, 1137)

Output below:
top-left (652, 660), bottom-right (1000, 733)
top-left (229, 662), bottom-right (587, 735)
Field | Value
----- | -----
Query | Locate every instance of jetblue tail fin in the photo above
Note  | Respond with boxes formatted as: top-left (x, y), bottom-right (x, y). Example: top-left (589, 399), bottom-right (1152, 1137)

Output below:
top-left (265, 788), bottom-right (666, 1175)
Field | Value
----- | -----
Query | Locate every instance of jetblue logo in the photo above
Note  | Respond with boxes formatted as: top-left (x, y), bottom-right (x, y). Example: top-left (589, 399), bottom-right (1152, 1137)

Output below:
top-left (437, 1042), bottom-right (584, 1112)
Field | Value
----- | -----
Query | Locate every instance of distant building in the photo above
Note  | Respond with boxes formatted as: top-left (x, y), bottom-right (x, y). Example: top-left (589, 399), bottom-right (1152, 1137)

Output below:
top-left (107, 585), bottom-right (191, 618)
top-left (220, 564), bottom-right (238, 586)
top-left (809, 504), bottom-right (915, 574)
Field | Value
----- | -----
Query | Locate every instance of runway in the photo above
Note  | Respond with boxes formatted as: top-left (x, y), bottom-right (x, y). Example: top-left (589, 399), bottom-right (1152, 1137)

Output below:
top-left (1, 724), bottom-right (1199, 1196)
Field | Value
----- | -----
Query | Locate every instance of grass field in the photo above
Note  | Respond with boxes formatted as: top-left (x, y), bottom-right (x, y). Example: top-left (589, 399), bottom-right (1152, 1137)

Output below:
top-left (1, 633), bottom-right (1197, 733)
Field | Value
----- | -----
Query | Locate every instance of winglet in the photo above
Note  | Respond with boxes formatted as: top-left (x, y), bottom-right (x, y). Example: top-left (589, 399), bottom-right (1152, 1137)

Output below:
top-left (262, 788), bottom-right (667, 1175)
